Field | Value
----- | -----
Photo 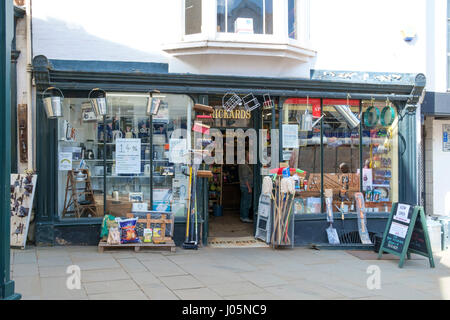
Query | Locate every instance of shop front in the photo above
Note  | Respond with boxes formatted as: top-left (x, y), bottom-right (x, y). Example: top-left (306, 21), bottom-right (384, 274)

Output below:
top-left (32, 56), bottom-right (425, 248)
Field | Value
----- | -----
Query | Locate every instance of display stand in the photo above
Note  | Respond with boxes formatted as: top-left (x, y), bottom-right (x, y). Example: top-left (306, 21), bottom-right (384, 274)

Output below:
top-left (98, 212), bottom-right (176, 253)
top-left (62, 169), bottom-right (98, 218)
top-left (208, 165), bottom-right (223, 214)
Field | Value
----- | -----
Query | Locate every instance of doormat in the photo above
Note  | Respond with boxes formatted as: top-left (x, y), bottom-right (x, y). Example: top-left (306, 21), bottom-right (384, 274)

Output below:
top-left (346, 251), bottom-right (427, 261)
top-left (208, 236), bottom-right (269, 248)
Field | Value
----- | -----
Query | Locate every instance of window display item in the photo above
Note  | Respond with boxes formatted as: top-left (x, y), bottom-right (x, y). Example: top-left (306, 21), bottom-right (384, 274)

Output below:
top-left (42, 86), bottom-right (64, 119)
top-left (222, 93), bottom-right (242, 112)
top-left (243, 93), bottom-right (260, 112)
top-left (117, 217), bottom-right (140, 244)
top-left (107, 227), bottom-right (120, 245)
top-left (192, 121), bottom-right (210, 134)
top-left (325, 189), bottom-right (340, 245)
top-left (132, 202), bottom-right (148, 213)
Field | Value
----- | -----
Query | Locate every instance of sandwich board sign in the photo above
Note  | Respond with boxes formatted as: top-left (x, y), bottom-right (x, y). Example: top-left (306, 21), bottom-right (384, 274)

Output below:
top-left (378, 203), bottom-right (435, 268)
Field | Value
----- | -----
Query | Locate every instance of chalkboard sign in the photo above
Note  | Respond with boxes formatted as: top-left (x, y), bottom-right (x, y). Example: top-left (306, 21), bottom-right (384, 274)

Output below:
top-left (378, 203), bottom-right (435, 268)
top-left (409, 218), bottom-right (428, 255)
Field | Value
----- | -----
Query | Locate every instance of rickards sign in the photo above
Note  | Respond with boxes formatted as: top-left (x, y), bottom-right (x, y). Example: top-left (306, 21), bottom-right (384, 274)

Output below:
top-left (212, 107), bottom-right (251, 120)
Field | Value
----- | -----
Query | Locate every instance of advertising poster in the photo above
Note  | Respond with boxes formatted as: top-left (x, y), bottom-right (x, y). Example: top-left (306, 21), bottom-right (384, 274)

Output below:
top-left (58, 152), bottom-right (72, 171)
top-left (115, 138), bottom-right (141, 174)
top-left (282, 124), bottom-right (299, 148)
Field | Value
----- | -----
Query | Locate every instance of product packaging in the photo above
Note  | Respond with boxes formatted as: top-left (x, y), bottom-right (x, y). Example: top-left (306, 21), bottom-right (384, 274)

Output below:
top-left (117, 218), bottom-right (140, 244)
top-left (143, 228), bottom-right (153, 243)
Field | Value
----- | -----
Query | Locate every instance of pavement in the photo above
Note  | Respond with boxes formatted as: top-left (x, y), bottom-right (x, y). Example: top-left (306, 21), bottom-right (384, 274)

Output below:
top-left (9, 245), bottom-right (450, 300)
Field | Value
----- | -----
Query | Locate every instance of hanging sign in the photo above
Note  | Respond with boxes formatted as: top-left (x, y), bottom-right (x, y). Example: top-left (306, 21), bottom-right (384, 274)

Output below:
top-left (378, 203), bottom-right (435, 268)
top-left (312, 104), bottom-right (321, 118)
top-left (115, 138), bottom-right (141, 174)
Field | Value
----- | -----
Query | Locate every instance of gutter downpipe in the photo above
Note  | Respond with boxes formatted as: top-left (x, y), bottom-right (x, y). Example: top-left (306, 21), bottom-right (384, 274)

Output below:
top-left (25, 0), bottom-right (33, 171)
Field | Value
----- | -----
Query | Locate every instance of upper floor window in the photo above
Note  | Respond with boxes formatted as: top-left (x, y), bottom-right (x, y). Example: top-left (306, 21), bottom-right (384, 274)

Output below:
top-left (217, 0), bottom-right (273, 35)
top-left (185, 0), bottom-right (202, 35)
top-left (448, 0), bottom-right (450, 89)
top-left (288, 0), bottom-right (297, 39)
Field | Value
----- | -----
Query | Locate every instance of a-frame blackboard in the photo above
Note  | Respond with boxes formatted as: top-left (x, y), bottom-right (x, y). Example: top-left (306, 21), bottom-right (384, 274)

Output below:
top-left (378, 203), bottom-right (435, 268)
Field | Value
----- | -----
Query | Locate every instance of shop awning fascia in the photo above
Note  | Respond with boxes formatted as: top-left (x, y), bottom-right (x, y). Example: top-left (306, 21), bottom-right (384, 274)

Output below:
top-left (33, 56), bottom-right (425, 103)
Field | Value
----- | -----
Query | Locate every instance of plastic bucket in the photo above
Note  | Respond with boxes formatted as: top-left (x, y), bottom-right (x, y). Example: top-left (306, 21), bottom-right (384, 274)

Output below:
top-left (213, 204), bottom-right (223, 217)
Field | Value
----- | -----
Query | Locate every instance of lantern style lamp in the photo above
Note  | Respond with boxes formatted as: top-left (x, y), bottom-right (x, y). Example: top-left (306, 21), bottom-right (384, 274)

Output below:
top-left (146, 90), bottom-right (165, 116)
top-left (88, 88), bottom-right (108, 117)
top-left (42, 87), bottom-right (64, 119)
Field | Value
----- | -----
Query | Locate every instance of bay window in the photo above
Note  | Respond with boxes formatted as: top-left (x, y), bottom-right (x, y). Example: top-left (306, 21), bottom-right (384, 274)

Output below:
top-left (185, 0), bottom-right (202, 35)
top-left (217, 0), bottom-right (273, 35)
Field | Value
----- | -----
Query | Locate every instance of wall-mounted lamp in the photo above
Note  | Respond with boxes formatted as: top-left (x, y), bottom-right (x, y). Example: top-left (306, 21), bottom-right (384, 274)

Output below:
top-left (42, 87), bottom-right (64, 119)
top-left (88, 88), bottom-right (108, 117)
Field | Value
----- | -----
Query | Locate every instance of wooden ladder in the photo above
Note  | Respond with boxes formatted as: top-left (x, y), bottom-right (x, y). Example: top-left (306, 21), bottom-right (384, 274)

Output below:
top-left (62, 169), bottom-right (98, 218)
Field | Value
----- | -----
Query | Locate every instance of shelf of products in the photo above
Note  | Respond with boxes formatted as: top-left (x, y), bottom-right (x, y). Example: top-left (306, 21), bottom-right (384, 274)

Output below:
top-left (57, 94), bottom-right (193, 220)
top-left (208, 165), bottom-right (223, 214)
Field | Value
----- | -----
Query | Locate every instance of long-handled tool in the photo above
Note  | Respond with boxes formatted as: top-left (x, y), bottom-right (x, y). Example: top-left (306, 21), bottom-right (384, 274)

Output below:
top-left (183, 166), bottom-right (198, 250)
top-left (325, 189), bottom-right (340, 245)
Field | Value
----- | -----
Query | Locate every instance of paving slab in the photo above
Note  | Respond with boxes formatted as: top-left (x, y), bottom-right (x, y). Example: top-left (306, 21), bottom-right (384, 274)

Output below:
top-left (128, 271), bottom-right (161, 286)
top-left (40, 276), bottom-right (88, 300)
top-left (89, 290), bottom-right (147, 300)
top-left (37, 256), bottom-right (73, 267)
top-left (140, 283), bottom-right (180, 300)
top-left (83, 279), bottom-right (140, 295)
top-left (174, 287), bottom-right (224, 300)
top-left (209, 281), bottom-right (267, 297)
top-left (117, 258), bottom-right (148, 273)
top-left (39, 265), bottom-right (70, 278)
top-left (12, 263), bottom-right (39, 277)
top-left (141, 259), bottom-right (188, 277)
top-left (13, 276), bottom-right (41, 298)
top-left (159, 275), bottom-right (205, 290)
top-left (81, 268), bottom-right (130, 283)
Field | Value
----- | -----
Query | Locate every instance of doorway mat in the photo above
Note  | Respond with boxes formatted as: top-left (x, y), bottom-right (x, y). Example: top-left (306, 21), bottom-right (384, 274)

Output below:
top-left (208, 236), bottom-right (270, 248)
top-left (346, 251), bottom-right (427, 261)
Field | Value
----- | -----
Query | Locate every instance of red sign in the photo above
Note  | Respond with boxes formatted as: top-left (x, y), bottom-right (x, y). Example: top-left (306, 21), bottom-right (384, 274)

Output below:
top-left (284, 98), bottom-right (322, 118)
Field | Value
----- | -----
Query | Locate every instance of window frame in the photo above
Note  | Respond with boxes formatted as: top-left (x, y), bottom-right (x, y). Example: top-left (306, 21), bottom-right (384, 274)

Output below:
top-left (181, 0), bottom-right (311, 46)
top-left (217, 0), bottom-right (273, 35)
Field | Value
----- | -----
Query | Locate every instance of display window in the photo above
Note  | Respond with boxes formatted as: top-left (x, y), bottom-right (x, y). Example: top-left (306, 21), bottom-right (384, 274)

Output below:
top-left (361, 100), bottom-right (398, 213)
top-left (282, 98), bottom-right (398, 216)
top-left (57, 93), bottom-right (193, 220)
top-left (282, 98), bottom-right (322, 214)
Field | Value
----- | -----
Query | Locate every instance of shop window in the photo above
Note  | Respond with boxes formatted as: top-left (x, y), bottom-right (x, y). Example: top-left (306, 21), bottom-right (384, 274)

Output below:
top-left (361, 100), bottom-right (398, 213)
top-left (57, 93), bottom-right (192, 220)
top-left (288, 0), bottom-right (297, 39)
top-left (322, 99), bottom-right (360, 214)
top-left (282, 98), bottom-right (322, 215)
top-left (282, 97), bottom-right (398, 216)
top-left (217, 0), bottom-right (273, 35)
top-left (185, 0), bottom-right (202, 35)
